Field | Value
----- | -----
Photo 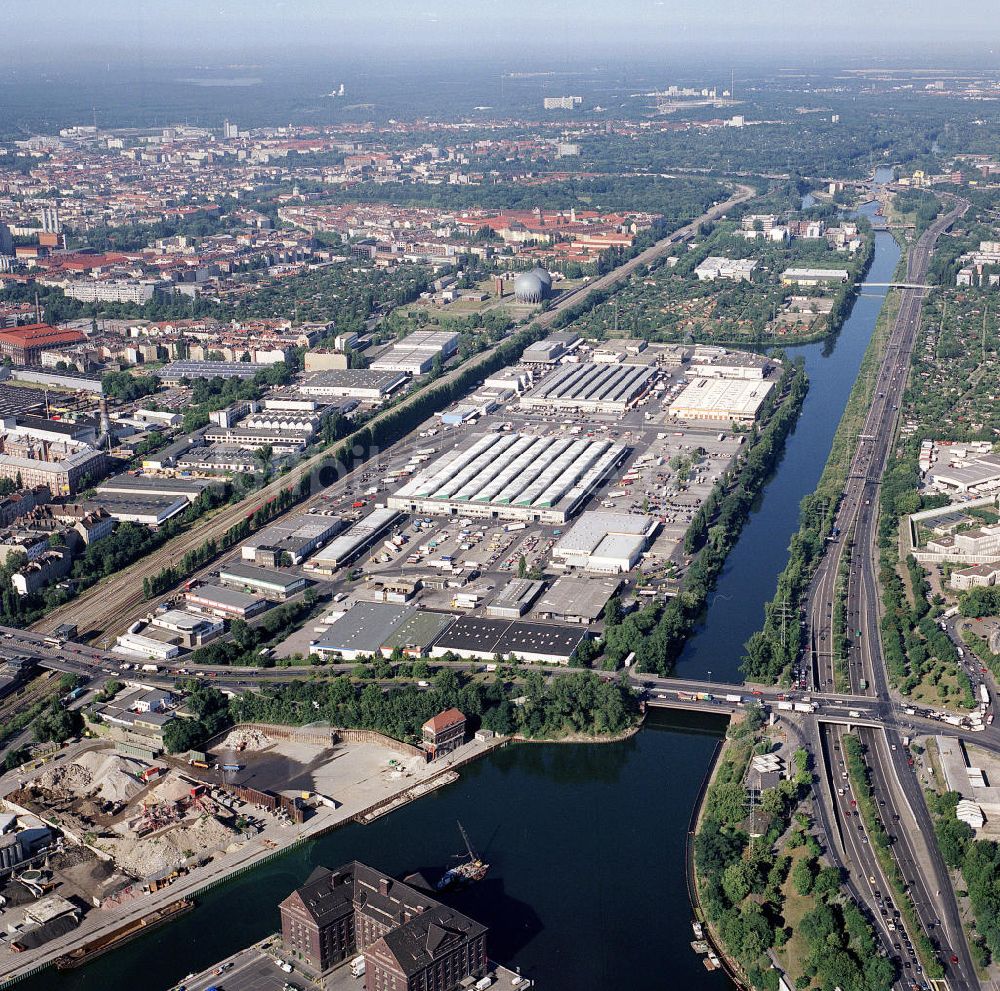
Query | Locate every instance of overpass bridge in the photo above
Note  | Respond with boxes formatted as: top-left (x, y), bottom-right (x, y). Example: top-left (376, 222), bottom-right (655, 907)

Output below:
top-left (859, 282), bottom-right (931, 290)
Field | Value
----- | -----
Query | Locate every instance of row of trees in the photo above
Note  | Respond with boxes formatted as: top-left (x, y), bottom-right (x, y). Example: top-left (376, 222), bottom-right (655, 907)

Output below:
top-left (741, 243), bottom-right (893, 683)
top-left (144, 482), bottom-right (301, 599)
top-left (223, 668), bottom-right (638, 745)
top-left (842, 735), bottom-right (944, 977)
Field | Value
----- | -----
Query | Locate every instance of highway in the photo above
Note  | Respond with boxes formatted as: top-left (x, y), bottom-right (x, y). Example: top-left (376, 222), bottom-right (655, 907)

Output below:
top-left (799, 193), bottom-right (976, 991)
top-left (29, 184), bottom-right (753, 647)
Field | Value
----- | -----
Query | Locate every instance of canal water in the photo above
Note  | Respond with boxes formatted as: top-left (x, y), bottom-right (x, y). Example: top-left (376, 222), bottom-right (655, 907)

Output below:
top-left (674, 194), bottom-right (900, 685)
top-left (20, 172), bottom-right (901, 991)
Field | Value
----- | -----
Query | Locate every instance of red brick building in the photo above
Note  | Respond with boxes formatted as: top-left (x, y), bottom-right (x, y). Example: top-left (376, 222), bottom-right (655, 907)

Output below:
top-left (0, 324), bottom-right (86, 366)
top-left (422, 708), bottom-right (466, 760)
top-left (279, 862), bottom-right (487, 991)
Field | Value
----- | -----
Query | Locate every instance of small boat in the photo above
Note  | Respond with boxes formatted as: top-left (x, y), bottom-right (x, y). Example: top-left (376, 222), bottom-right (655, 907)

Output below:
top-left (691, 940), bottom-right (710, 954)
top-left (437, 821), bottom-right (489, 891)
top-left (692, 920), bottom-right (704, 939)
top-left (708, 951), bottom-right (721, 969)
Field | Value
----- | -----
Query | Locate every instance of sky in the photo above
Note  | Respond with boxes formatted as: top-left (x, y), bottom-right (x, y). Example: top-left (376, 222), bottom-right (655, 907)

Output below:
top-left (8, 1), bottom-right (1000, 62)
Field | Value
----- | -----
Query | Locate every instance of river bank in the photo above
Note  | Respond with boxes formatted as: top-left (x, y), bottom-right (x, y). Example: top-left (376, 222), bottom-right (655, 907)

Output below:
top-left (0, 732), bottom-right (509, 989)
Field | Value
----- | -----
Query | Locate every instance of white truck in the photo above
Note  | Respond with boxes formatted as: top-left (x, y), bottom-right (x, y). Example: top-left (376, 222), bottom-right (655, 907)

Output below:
top-left (793, 702), bottom-right (816, 714)
top-left (141, 663), bottom-right (160, 673)
top-left (777, 701), bottom-right (794, 712)
top-left (725, 693), bottom-right (743, 704)
top-left (350, 956), bottom-right (366, 978)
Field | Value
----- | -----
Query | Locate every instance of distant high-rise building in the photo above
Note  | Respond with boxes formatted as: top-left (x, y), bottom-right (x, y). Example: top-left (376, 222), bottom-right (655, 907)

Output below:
top-left (0, 222), bottom-right (12, 256)
top-left (39, 207), bottom-right (61, 234)
top-left (543, 96), bottom-right (582, 110)
top-left (223, 120), bottom-right (239, 139)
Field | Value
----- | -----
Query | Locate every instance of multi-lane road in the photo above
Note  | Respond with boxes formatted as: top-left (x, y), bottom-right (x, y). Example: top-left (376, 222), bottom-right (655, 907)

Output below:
top-left (799, 193), bottom-right (975, 991)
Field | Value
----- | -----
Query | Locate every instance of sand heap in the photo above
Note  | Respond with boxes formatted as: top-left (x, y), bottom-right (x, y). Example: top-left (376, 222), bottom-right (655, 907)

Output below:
top-left (32, 751), bottom-right (145, 806)
top-left (103, 812), bottom-right (240, 879)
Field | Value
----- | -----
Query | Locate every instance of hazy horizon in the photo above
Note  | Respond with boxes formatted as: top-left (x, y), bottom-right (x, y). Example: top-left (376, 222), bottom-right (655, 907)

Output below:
top-left (7, 1), bottom-right (1000, 63)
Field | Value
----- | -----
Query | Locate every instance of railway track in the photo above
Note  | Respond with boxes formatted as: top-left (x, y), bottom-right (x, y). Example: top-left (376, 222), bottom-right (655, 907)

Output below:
top-left (30, 184), bottom-right (755, 647)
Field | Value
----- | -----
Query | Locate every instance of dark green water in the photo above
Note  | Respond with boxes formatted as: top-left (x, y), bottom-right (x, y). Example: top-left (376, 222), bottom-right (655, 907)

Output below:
top-left (21, 711), bottom-right (728, 991)
top-left (17, 184), bottom-right (901, 991)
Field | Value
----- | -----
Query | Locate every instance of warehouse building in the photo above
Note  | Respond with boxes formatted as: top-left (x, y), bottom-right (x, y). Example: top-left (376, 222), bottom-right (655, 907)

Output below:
top-left (381, 609), bottom-right (456, 657)
top-left (534, 576), bottom-right (622, 624)
top-left (241, 512), bottom-right (345, 567)
top-left (519, 361), bottom-right (657, 413)
top-left (185, 583), bottom-right (269, 620)
top-left (687, 347), bottom-right (772, 380)
top-left (88, 494), bottom-right (188, 526)
top-left (927, 460), bottom-right (1000, 493)
top-left (553, 512), bottom-right (658, 574)
top-left (780, 267), bottom-right (850, 286)
top-left (297, 368), bottom-right (408, 400)
top-left (522, 332), bottom-right (579, 364)
top-left (370, 329), bottom-right (459, 376)
top-left (430, 616), bottom-right (588, 664)
top-left (305, 507), bottom-right (403, 574)
top-left (668, 377), bottom-right (774, 424)
top-left (159, 361), bottom-right (262, 382)
top-left (95, 474), bottom-right (216, 504)
top-left (389, 432), bottom-right (629, 525)
top-left (112, 632), bottom-right (180, 661)
top-left (486, 578), bottom-right (545, 619)
top-left (219, 563), bottom-right (308, 600)
top-left (312, 602), bottom-right (452, 660)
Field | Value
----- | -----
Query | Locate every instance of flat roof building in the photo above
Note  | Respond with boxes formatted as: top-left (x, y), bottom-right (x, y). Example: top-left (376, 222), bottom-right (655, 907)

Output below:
top-left (241, 511), bottom-right (345, 566)
top-left (305, 508), bottom-right (403, 574)
top-left (149, 609), bottom-right (224, 647)
top-left (668, 377), bottom-right (774, 423)
top-left (159, 361), bottom-right (262, 381)
top-left (389, 431), bottom-right (629, 525)
top-left (95, 474), bottom-right (215, 503)
top-left (522, 332), bottom-right (579, 364)
top-left (431, 616), bottom-right (587, 664)
top-left (534, 575), bottom-right (621, 624)
top-left (694, 257), bottom-right (758, 281)
top-left (88, 493), bottom-right (189, 526)
top-left (218, 562), bottom-right (308, 600)
top-left (780, 267), bottom-right (850, 286)
top-left (312, 601), bottom-right (452, 660)
top-left (185, 583), bottom-right (269, 620)
top-left (552, 511), bottom-right (657, 574)
top-left (486, 578), bottom-right (545, 619)
top-left (370, 330), bottom-right (459, 375)
top-left (298, 368), bottom-right (408, 400)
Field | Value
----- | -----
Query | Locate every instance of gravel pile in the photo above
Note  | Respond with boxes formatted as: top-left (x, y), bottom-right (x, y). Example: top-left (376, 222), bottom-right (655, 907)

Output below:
top-left (221, 727), bottom-right (272, 752)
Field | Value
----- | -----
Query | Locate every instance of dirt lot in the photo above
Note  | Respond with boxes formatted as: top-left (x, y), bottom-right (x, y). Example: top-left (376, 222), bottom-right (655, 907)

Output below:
top-left (201, 731), bottom-right (427, 803)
